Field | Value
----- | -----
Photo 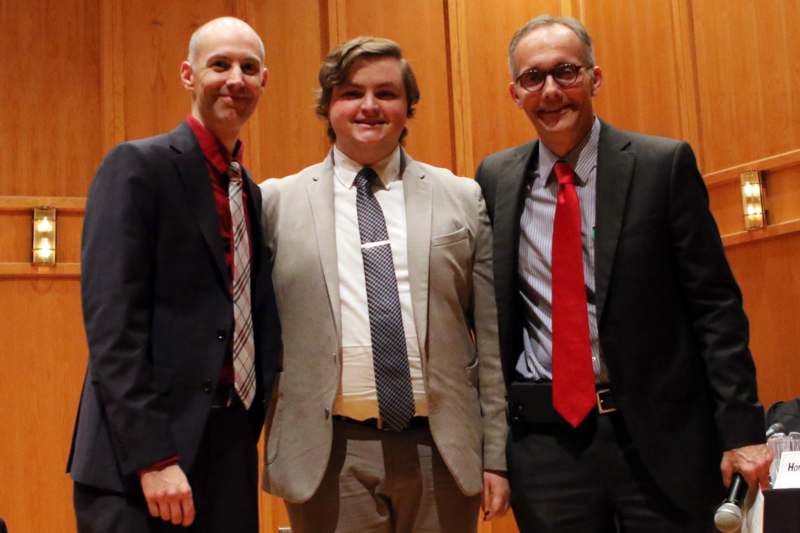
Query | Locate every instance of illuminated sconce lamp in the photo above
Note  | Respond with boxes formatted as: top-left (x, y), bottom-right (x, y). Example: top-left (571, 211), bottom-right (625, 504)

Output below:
top-left (740, 171), bottom-right (766, 231)
top-left (32, 206), bottom-right (57, 265)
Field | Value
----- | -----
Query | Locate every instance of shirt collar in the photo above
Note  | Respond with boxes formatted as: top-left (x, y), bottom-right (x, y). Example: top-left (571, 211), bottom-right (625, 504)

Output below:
top-left (332, 145), bottom-right (402, 190)
top-left (186, 115), bottom-right (243, 175)
top-left (536, 117), bottom-right (600, 188)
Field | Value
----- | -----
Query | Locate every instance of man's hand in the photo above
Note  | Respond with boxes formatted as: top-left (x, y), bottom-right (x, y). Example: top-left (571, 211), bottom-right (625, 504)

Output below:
top-left (481, 470), bottom-right (510, 520)
top-left (720, 443), bottom-right (773, 491)
top-left (139, 464), bottom-right (195, 526)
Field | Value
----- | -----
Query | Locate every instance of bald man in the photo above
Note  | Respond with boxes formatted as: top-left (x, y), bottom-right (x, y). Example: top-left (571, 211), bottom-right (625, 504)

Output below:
top-left (67, 17), bottom-right (281, 532)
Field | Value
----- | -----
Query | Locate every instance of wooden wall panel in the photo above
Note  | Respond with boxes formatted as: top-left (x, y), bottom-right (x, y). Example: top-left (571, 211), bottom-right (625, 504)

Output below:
top-left (459, 0), bottom-right (562, 169)
top-left (0, 0), bottom-right (102, 197)
top-left (727, 233), bottom-right (800, 408)
top-left (120, 0), bottom-right (240, 142)
top-left (0, 279), bottom-right (85, 533)
top-left (0, 212), bottom-right (32, 263)
top-left (251, 0), bottom-right (329, 181)
top-left (339, 0), bottom-right (454, 170)
top-left (586, 0), bottom-right (685, 142)
top-left (764, 167), bottom-right (800, 226)
top-left (692, 0), bottom-right (800, 173)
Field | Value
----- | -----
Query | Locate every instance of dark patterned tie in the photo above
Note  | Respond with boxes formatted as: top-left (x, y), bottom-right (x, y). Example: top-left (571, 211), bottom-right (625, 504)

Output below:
top-left (551, 160), bottom-right (595, 427)
top-left (354, 167), bottom-right (415, 431)
top-left (227, 161), bottom-right (256, 409)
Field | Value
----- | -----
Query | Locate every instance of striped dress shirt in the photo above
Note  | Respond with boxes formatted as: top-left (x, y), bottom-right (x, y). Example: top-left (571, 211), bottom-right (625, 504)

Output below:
top-left (516, 118), bottom-right (606, 381)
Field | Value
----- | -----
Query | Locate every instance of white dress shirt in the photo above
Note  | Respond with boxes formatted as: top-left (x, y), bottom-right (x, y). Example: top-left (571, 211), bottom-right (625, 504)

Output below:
top-left (331, 145), bottom-right (427, 420)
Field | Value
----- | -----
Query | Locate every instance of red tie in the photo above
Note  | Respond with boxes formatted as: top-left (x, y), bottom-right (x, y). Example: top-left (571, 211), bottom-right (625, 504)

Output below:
top-left (551, 161), bottom-right (595, 427)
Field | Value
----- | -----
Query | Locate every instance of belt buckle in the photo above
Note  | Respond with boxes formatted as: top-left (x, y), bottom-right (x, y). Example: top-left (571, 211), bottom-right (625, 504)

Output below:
top-left (596, 388), bottom-right (617, 414)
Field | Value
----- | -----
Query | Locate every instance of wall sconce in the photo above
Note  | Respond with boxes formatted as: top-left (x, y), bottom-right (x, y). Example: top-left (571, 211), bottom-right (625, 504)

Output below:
top-left (32, 206), bottom-right (56, 265)
top-left (740, 171), bottom-right (766, 231)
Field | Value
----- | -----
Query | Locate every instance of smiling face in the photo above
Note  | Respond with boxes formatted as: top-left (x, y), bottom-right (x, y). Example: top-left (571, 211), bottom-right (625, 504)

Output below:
top-left (328, 56), bottom-right (408, 166)
top-left (180, 20), bottom-right (267, 149)
top-left (509, 24), bottom-right (602, 157)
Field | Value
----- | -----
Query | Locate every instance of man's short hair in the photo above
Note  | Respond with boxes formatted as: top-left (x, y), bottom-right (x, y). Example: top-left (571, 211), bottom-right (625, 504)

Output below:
top-left (507, 15), bottom-right (596, 79)
top-left (315, 36), bottom-right (420, 143)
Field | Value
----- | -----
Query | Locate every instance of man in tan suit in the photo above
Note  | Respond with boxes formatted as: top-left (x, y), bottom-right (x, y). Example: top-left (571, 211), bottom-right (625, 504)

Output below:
top-left (260, 37), bottom-right (509, 532)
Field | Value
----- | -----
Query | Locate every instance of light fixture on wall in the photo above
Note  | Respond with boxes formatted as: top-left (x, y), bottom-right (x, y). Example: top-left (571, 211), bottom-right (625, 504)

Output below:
top-left (32, 206), bottom-right (57, 265)
top-left (740, 171), bottom-right (766, 231)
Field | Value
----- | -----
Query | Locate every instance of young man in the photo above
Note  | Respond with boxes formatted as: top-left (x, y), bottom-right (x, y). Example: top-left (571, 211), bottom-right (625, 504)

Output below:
top-left (260, 36), bottom-right (509, 533)
top-left (68, 17), bottom-right (281, 532)
top-left (475, 15), bottom-right (771, 532)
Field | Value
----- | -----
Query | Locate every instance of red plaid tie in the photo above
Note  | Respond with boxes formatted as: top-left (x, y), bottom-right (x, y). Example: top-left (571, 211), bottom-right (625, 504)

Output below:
top-left (551, 160), bottom-right (595, 427)
top-left (227, 161), bottom-right (256, 409)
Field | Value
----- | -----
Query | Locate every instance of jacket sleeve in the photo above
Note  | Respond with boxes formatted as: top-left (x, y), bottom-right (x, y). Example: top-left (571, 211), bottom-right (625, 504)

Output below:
top-left (668, 141), bottom-right (765, 450)
top-left (470, 180), bottom-right (509, 471)
top-left (81, 143), bottom-right (177, 476)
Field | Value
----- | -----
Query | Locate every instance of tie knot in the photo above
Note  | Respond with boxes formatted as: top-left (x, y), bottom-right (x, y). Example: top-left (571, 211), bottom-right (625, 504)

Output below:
top-left (553, 161), bottom-right (575, 186)
top-left (354, 166), bottom-right (378, 190)
top-left (227, 161), bottom-right (242, 182)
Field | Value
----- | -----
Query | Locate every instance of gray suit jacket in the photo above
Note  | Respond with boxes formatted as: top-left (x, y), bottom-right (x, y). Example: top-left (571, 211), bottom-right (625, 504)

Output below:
top-left (260, 150), bottom-right (507, 503)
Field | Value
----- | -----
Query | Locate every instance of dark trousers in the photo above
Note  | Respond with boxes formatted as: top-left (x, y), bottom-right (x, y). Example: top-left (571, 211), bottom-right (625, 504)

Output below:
top-left (74, 403), bottom-right (258, 533)
top-left (507, 412), bottom-right (714, 533)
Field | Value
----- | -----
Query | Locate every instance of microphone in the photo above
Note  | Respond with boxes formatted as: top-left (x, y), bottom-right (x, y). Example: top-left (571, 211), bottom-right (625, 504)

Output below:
top-left (714, 474), bottom-right (749, 533)
top-left (766, 421), bottom-right (785, 439)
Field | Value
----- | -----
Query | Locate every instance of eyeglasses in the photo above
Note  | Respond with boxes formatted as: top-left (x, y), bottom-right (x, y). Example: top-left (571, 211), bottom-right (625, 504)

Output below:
top-left (514, 63), bottom-right (587, 92)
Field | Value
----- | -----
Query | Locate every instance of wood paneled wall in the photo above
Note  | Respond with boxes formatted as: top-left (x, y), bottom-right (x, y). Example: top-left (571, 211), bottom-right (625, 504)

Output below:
top-left (2, 1), bottom-right (799, 532)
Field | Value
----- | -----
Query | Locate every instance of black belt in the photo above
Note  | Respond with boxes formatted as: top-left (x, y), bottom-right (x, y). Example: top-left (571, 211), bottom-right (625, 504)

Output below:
top-left (210, 383), bottom-right (242, 408)
top-left (333, 415), bottom-right (429, 431)
top-left (508, 382), bottom-right (618, 426)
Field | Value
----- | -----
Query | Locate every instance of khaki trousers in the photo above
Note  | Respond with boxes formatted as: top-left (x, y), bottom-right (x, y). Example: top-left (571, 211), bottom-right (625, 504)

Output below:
top-left (286, 418), bottom-right (481, 533)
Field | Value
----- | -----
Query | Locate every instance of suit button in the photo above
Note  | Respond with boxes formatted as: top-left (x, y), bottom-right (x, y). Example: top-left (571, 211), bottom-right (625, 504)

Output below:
top-left (216, 330), bottom-right (226, 342)
top-left (202, 380), bottom-right (213, 393)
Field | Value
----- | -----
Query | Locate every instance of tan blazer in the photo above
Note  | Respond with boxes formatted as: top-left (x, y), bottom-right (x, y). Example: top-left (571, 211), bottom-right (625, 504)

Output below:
top-left (259, 150), bottom-right (507, 503)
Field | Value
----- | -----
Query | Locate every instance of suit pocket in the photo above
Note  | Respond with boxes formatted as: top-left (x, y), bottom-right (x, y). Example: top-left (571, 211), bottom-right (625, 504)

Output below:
top-left (431, 226), bottom-right (468, 247)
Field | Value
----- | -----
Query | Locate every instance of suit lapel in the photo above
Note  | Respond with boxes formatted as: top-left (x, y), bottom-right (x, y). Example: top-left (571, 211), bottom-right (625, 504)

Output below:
top-left (306, 154), bottom-right (342, 339)
top-left (493, 143), bottom-right (534, 313)
top-left (401, 152), bottom-right (432, 359)
top-left (594, 123), bottom-right (635, 321)
top-left (169, 124), bottom-right (231, 292)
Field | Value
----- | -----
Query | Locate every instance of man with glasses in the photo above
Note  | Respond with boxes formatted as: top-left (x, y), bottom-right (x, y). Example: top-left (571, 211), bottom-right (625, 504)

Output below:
top-left (475, 15), bottom-right (771, 532)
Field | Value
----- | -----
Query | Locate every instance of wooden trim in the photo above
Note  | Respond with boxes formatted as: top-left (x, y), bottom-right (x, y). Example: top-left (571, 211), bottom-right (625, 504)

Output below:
top-left (325, 0), bottom-right (347, 48)
top-left (100, 0), bottom-right (125, 152)
top-left (670, 0), bottom-right (704, 167)
top-left (0, 196), bottom-right (86, 213)
top-left (563, 0), bottom-right (584, 18)
top-left (445, 0), bottom-right (474, 177)
top-left (0, 262), bottom-right (81, 279)
top-left (706, 148), bottom-right (800, 188)
top-left (722, 218), bottom-right (800, 248)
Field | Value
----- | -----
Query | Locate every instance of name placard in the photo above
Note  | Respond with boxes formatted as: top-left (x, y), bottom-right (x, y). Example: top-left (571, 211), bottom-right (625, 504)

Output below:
top-left (773, 451), bottom-right (800, 489)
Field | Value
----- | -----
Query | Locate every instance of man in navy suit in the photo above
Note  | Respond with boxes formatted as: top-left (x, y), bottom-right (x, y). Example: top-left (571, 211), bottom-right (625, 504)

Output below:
top-left (476, 15), bottom-right (772, 532)
top-left (67, 17), bottom-right (280, 532)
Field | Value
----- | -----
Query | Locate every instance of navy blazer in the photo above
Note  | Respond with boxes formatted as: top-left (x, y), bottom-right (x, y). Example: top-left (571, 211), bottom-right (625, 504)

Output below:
top-left (476, 121), bottom-right (764, 514)
top-left (68, 122), bottom-right (281, 492)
